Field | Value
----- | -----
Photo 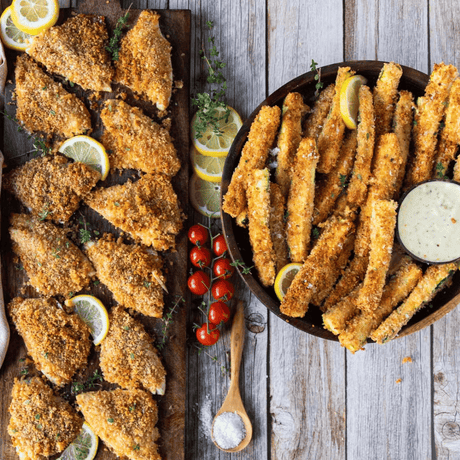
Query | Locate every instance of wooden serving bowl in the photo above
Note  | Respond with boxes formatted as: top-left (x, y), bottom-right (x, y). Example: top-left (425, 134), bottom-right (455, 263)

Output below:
top-left (221, 60), bottom-right (460, 341)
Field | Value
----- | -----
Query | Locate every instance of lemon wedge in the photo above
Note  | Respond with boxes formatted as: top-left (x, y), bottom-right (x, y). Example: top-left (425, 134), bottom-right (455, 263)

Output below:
top-left (191, 146), bottom-right (226, 183)
top-left (11, 0), bottom-right (59, 35)
top-left (0, 7), bottom-right (35, 51)
top-left (68, 295), bottom-right (109, 345)
top-left (340, 75), bottom-right (368, 129)
top-left (190, 172), bottom-right (221, 218)
top-left (57, 422), bottom-right (99, 460)
top-left (191, 106), bottom-right (242, 157)
top-left (58, 135), bottom-right (110, 180)
top-left (274, 263), bottom-right (303, 301)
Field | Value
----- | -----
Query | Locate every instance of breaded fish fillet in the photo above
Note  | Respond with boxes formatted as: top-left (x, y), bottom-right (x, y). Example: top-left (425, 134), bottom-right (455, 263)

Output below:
top-left (101, 99), bottom-right (180, 176)
top-left (3, 155), bottom-right (100, 222)
top-left (100, 305), bottom-right (166, 394)
top-left (8, 297), bottom-right (91, 386)
top-left (116, 10), bottom-right (172, 111)
top-left (86, 174), bottom-right (183, 250)
top-left (86, 234), bottom-right (165, 317)
top-left (8, 377), bottom-right (82, 460)
top-left (77, 388), bottom-right (161, 460)
top-left (9, 213), bottom-right (95, 297)
top-left (26, 14), bottom-right (114, 92)
top-left (15, 54), bottom-right (91, 138)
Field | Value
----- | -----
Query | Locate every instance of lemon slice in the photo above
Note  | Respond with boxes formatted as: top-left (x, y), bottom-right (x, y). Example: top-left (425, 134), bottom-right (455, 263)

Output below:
top-left (191, 146), bottom-right (226, 183)
top-left (0, 7), bottom-right (35, 51)
top-left (11, 0), bottom-right (59, 35)
top-left (68, 295), bottom-right (109, 345)
top-left (340, 75), bottom-right (368, 129)
top-left (57, 422), bottom-right (99, 460)
top-left (58, 135), bottom-right (110, 180)
top-left (191, 106), bottom-right (242, 157)
top-left (190, 172), bottom-right (221, 218)
top-left (274, 263), bottom-right (303, 301)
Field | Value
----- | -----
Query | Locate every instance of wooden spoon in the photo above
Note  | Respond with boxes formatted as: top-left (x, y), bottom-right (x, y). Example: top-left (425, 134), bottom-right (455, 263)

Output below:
top-left (211, 300), bottom-right (253, 452)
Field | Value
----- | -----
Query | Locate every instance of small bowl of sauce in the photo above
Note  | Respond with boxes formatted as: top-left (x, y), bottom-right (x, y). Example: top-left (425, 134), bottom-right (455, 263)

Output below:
top-left (397, 179), bottom-right (460, 264)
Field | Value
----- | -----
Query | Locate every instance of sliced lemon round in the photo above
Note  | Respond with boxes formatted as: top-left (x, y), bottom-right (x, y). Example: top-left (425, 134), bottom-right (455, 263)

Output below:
top-left (58, 135), bottom-right (110, 180)
top-left (191, 146), bottom-right (226, 183)
top-left (274, 263), bottom-right (303, 302)
top-left (57, 422), bottom-right (99, 460)
top-left (0, 7), bottom-right (35, 51)
top-left (191, 106), bottom-right (242, 157)
top-left (190, 172), bottom-right (221, 218)
top-left (340, 75), bottom-right (368, 130)
top-left (11, 0), bottom-right (59, 35)
top-left (68, 295), bottom-right (109, 345)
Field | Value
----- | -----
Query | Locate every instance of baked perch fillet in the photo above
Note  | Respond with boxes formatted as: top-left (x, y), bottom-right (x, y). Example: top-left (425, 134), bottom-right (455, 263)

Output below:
top-left (8, 297), bottom-right (91, 386)
top-left (76, 388), bottom-right (161, 460)
top-left (86, 234), bottom-right (166, 317)
top-left (26, 14), bottom-right (114, 92)
top-left (8, 377), bottom-right (82, 460)
top-left (100, 305), bottom-right (166, 394)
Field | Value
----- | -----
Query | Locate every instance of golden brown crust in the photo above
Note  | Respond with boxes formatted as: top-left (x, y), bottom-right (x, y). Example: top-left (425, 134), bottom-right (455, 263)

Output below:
top-left (323, 284), bottom-right (361, 335)
top-left (269, 183), bottom-right (289, 273)
top-left (303, 84), bottom-right (335, 139)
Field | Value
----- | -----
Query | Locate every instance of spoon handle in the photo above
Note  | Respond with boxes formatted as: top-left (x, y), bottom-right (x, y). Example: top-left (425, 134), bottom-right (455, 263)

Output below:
top-left (230, 300), bottom-right (245, 384)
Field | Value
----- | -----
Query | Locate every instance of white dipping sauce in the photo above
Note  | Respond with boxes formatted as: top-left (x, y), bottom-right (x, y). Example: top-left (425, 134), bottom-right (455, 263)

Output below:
top-left (398, 181), bottom-right (460, 263)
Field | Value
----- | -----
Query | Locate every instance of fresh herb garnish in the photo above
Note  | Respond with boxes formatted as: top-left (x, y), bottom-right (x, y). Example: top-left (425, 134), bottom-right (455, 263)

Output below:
top-left (310, 59), bottom-right (323, 97)
top-left (106, 6), bottom-right (131, 61)
top-left (38, 204), bottom-right (50, 221)
top-left (79, 228), bottom-right (92, 244)
top-left (157, 296), bottom-right (185, 350)
top-left (339, 174), bottom-right (347, 188)
top-left (230, 259), bottom-right (253, 275)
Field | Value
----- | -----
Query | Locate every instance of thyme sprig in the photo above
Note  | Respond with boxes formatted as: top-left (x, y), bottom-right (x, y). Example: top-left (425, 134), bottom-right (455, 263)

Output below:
top-left (157, 296), bottom-right (185, 350)
top-left (310, 59), bottom-right (323, 97)
top-left (71, 369), bottom-right (103, 395)
top-left (106, 5), bottom-right (132, 61)
top-left (230, 259), bottom-right (253, 275)
top-left (195, 344), bottom-right (229, 375)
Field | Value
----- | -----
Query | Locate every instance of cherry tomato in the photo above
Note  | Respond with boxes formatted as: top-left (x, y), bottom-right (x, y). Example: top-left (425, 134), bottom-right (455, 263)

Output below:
top-left (188, 224), bottom-right (209, 247)
top-left (211, 279), bottom-right (235, 301)
top-left (196, 322), bottom-right (220, 346)
top-left (213, 234), bottom-right (228, 256)
top-left (213, 258), bottom-right (235, 279)
top-left (208, 301), bottom-right (231, 325)
top-left (187, 271), bottom-right (210, 295)
top-left (190, 246), bottom-right (211, 268)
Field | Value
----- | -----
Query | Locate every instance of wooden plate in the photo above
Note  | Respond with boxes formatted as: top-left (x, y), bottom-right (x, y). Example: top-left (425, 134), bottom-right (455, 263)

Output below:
top-left (221, 60), bottom-right (460, 342)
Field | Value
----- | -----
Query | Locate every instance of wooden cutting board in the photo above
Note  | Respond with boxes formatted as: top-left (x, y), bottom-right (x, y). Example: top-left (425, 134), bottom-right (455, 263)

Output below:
top-left (0, 3), bottom-right (190, 459)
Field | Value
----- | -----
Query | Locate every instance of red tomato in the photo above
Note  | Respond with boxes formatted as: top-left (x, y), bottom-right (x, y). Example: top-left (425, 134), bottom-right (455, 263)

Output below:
top-left (190, 246), bottom-right (211, 268)
top-left (213, 258), bottom-right (234, 279)
top-left (211, 279), bottom-right (235, 301)
top-left (188, 224), bottom-right (209, 247)
top-left (187, 271), bottom-right (210, 295)
top-left (213, 234), bottom-right (228, 256)
top-left (208, 301), bottom-right (231, 325)
top-left (196, 323), bottom-right (220, 346)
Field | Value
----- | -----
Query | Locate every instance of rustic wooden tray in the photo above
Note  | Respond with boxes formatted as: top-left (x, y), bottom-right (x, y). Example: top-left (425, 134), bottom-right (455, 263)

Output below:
top-left (0, 3), bottom-right (190, 459)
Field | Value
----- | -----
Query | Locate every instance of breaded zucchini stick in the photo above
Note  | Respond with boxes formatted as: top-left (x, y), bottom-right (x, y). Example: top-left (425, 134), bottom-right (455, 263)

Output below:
top-left (371, 262), bottom-right (458, 344)
top-left (223, 105), bottom-right (281, 219)
top-left (303, 84), bottom-right (335, 139)
top-left (373, 62), bottom-right (403, 138)
top-left (246, 169), bottom-right (276, 287)
top-left (323, 285), bottom-right (361, 335)
top-left (286, 138), bottom-right (319, 262)
top-left (346, 85), bottom-right (375, 206)
top-left (405, 63), bottom-right (458, 188)
top-left (317, 67), bottom-right (355, 173)
top-left (269, 183), bottom-right (289, 272)
top-left (275, 92), bottom-right (310, 196)
top-left (339, 261), bottom-right (422, 352)
top-left (280, 216), bottom-right (355, 318)
top-left (313, 130), bottom-right (357, 225)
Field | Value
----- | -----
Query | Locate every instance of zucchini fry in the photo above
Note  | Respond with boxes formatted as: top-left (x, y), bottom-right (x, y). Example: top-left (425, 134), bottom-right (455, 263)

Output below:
top-left (280, 216), bottom-right (355, 318)
top-left (275, 92), bottom-right (310, 196)
top-left (286, 137), bottom-right (319, 263)
top-left (246, 168), bottom-right (276, 287)
top-left (323, 285), bottom-right (361, 335)
top-left (223, 105), bottom-right (281, 218)
top-left (371, 262), bottom-right (458, 344)
top-left (269, 183), bottom-right (289, 273)
top-left (317, 67), bottom-right (355, 173)
top-left (303, 84), bottom-right (335, 139)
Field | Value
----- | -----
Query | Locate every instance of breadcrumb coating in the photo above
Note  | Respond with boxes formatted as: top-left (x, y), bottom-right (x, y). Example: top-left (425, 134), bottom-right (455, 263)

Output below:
top-left (15, 54), bottom-right (91, 138)
top-left (86, 234), bottom-right (165, 317)
top-left (9, 213), bottom-right (95, 297)
top-left (3, 155), bottom-right (100, 223)
top-left (101, 99), bottom-right (180, 176)
top-left (26, 14), bottom-right (114, 92)
top-left (269, 183), bottom-right (289, 273)
top-left (100, 305), bottom-right (166, 394)
top-left (116, 10), bottom-right (172, 111)
top-left (8, 377), bottom-right (82, 460)
top-left (8, 297), bottom-right (91, 386)
top-left (76, 388), bottom-right (161, 460)
top-left (303, 84), bottom-right (335, 139)
top-left (323, 284), bottom-right (361, 335)
top-left (86, 174), bottom-right (183, 250)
